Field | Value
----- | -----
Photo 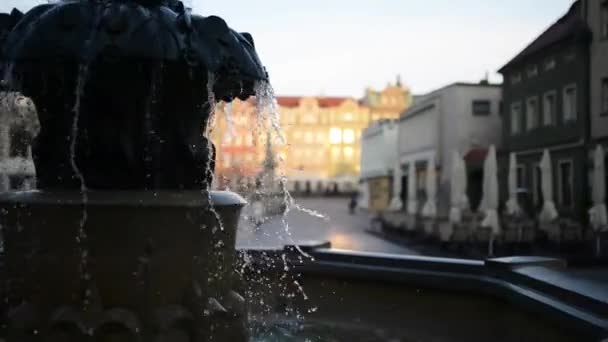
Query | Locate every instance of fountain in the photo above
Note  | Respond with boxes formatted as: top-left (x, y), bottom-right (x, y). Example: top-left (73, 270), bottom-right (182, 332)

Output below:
top-left (0, 0), bottom-right (267, 340)
top-left (1, 1), bottom-right (607, 342)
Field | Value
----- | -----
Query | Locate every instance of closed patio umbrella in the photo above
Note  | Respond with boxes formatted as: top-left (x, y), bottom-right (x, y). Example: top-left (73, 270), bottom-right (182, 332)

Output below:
top-left (407, 163), bottom-right (417, 215)
top-left (481, 145), bottom-right (500, 255)
top-left (539, 149), bottom-right (558, 223)
top-left (505, 153), bottom-right (522, 216)
top-left (422, 157), bottom-right (437, 218)
top-left (389, 163), bottom-right (403, 210)
top-left (589, 145), bottom-right (607, 256)
top-left (449, 152), bottom-right (469, 224)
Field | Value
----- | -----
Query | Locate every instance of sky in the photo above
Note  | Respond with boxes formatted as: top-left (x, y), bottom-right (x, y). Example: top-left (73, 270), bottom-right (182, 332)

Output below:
top-left (2, 0), bottom-right (575, 97)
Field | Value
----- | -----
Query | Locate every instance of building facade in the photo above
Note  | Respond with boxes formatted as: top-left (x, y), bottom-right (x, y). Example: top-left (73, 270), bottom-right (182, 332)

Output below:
top-left (498, 0), bottom-right (591, 220)
top-left (396, 82), bottom-right (503, 217)
top-left (362, 76), bottom-right (413, 122)
top-left (359, 119), bottom-right (399, 210)
top-left (583, 0), bottom-right (608, 216)
top-left (212, 80), bottom-right (411, 194)
top-left (211, 100), bottom-right (264, 191)
top-left (585, 0), bottom-right (608, 145)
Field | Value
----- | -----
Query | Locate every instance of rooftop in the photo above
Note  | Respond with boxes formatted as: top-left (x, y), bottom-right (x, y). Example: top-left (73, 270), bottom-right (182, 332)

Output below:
top-left (275, 96), bottom-right (351, 108)
top-left (498, 0), bottom-right (590, 73)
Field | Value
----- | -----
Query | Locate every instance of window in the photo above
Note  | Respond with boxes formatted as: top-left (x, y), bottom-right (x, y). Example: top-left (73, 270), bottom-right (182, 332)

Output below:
top-left (557, 160), bottom-right (573, 208)
top-left (563, 85), bottom-right (577, 122)
top-left (304, 131), bottom-right (314, 144)
top-left (543, 91), bottom-right (556, 126)
top-left (510, 73), bottom-right (521, 84)
top-left (526, 65), bottom-right (538, 78)
top-left (223, 154), bottom-right (231, 168)
top-left (331, 147), bottom-right (341, 159)
top-left (564, 51), bottom-right (576, 62)
top-left (602, 78), bottom-right (608, 115)
top-left (316, 131), bottom-right (325, 143)
top-left (343, 129), bottom-right (355, 144)
top-left (526, 97), bottom-right (539, 130)
top-left (602, 0), bottom-right (608, 39)
top-left (343, 112), bottom-right (354, 122)
top-left (543, 58), bottom-right (556, 71)
top-left (329, 128), bottom-right (342, 144)
top-left (510, 102), bottom-right (522, 135)
top-left (344, 147), bottom-right (354, 161)
top-left (472, 100), bottom-right (491, 116)
top-left (516, 165), bottom-right (526, 189)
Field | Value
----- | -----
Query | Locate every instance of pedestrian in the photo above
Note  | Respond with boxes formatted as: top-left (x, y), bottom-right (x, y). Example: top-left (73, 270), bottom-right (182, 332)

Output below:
top-left (349, 193), bottom-right (357, 215)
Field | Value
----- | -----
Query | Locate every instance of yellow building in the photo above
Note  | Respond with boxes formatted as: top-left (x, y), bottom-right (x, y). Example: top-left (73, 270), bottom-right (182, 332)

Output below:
top-left (211, 79), bottom-right (411, 193)
top-left (363, 76), bottom-right (413, 121)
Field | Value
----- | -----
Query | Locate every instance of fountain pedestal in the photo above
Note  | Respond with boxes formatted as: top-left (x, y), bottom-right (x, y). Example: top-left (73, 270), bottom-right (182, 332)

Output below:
top-left (0, 190), bottom-right (247, 341)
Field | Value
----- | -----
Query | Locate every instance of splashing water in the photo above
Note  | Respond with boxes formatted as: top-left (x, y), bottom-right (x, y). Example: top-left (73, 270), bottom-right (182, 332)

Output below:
top-left (204, 72), bottom-right (226, 233)
top-left (224, 101), bottom-right (236, 140)
top-left (254, 80), bottom-right (284, 144)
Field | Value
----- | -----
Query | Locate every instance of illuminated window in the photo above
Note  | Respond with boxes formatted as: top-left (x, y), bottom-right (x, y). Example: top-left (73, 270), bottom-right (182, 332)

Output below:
top-left (343, 112), bottom-right (354, 121)
top-left (331, 147), bottom-right (341, 159)
top-left (329, 128), bottom-right (342, 144)
top-left (343, 129), bottom-right (355, 144)
top-left (316, 131), bottom-right (325, 143)
top-left (344, 147), bottom-right (354, 161)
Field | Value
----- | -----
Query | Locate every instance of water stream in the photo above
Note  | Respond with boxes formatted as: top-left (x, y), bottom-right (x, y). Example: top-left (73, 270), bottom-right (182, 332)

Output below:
top-left (70, 64), bottom-right (92, 310)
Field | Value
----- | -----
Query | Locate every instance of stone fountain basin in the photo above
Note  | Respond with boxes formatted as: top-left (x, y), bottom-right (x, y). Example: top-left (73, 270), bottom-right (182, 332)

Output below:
top-left (0, 190), bottom-right (245, 323)
top-left (244, 247), bottom-right (608, 341)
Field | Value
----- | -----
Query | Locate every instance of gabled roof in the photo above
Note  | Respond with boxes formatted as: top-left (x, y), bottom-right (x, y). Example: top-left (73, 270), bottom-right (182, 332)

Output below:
top-left (499, 0), bottom-right (590, 73)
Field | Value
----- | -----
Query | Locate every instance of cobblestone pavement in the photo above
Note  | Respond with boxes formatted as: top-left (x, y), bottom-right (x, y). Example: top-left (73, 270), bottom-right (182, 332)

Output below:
top-left (236, 197), bottom-right (419, 255)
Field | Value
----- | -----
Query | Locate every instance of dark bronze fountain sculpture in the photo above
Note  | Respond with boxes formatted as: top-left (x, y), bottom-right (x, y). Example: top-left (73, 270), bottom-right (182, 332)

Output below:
top-left (0, 0), bottom-right (268, 340)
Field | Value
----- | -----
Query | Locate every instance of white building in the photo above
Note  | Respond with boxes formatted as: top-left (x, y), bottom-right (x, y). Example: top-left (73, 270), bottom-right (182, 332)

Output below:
top-left (359, 119), bottom-right (398, 210)
top-left (396, 82), bottom-right (502, 217)
top-left (0, 93), bottom-right (38, 192)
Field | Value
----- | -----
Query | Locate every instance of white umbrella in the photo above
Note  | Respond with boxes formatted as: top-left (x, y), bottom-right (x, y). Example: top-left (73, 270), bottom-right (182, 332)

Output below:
top-left (389, 163), bottom-right (403, 210)
top-left (481, 145), bottom-right (500, 255)
top-left (538, 149), bottom-right (558, 223)
top-left (407, 163), bottom-right (417, 215)
top-left (589, 145), bottom-right (607, 256)
top-left (505, 153), bottom-right (522, 216)
top-left (449, 152), bottom-right (469, 224)
top-left (422, 157), bottom-right (437, 218)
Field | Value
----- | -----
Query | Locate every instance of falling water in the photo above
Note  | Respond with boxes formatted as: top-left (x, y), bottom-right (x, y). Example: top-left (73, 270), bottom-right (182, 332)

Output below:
top-left (68, 3), bottom-right (104, 310)
top-left (70, 64), bottom-right (92, 309)
top-left (204, 72), bottom-right (226, 233)
top-left (254, 80), bottom-right (285, 144)
top-left (224, 101), bottom-right (236, 140)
